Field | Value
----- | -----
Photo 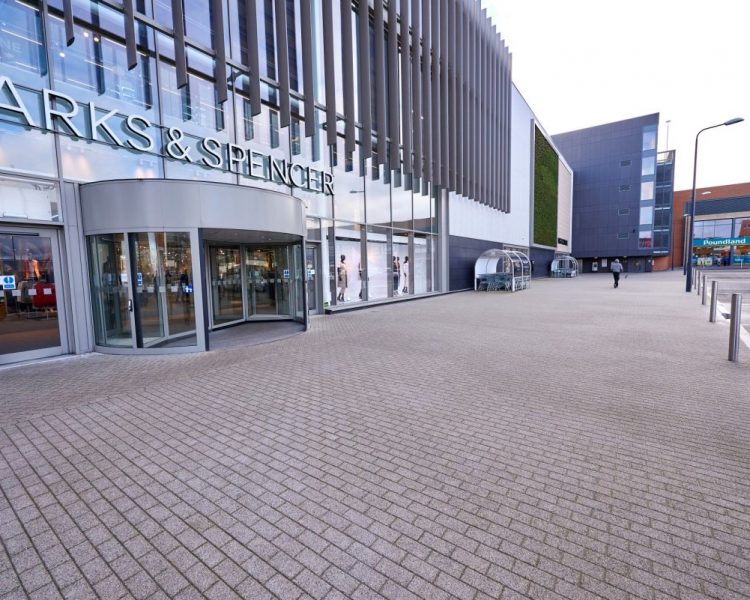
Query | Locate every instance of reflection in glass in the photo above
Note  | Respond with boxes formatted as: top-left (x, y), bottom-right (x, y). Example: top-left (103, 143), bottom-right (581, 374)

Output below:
top-left (0, 0), bottom-right (48, 88)
top-left (642, 128), bottom-right (657, 151)
top-left (391, 171), bottom-right (412, 230)
top-left (49, 17), bottom-right (157, 118)
top-left (414, 234), bottom-right (432, 294)
top-left (245, 247), bottom-right (290, 316)
top-left (335, 223), bottom-right (364, 303)
top-left (210, 246), bottom-right (243, 324)
top-left (640, 181), bottom-right (654, 201)
top-left (157, 233), bottom-right (195, 338)
top-left (333, 141), bottom-right (365, 223)
top-left (413, 182), bottom-right (432, 233)
top-left (88, 233), bottom-right (131, 347)
top-left (735, 218), bottom-right (750, 237)
top-left (392, 231), bottom-right (409, 297)
top-left (1, 233), bottom-right (61, 356)
top-left (0, 177), bottom-right (60, 222)
top-left (0, 116), bottom-right (58, 178)
top-left (131, 232), bottom-right (166, 344)
top-left (641, 156), bottom-right (655, 177)
top-left (367, 226), bottom-right (389, 300)
top-left (639, 206), bottom-right (653, 226)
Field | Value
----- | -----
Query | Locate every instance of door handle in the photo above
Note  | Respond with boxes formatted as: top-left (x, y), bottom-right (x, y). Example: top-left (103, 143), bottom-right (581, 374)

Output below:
top-left (128, 298), bottom-right (133, 312)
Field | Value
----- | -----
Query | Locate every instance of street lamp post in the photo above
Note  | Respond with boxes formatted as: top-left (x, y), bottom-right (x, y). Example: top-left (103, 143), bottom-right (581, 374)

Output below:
top-left (685, 117), bottom-right (744, 292)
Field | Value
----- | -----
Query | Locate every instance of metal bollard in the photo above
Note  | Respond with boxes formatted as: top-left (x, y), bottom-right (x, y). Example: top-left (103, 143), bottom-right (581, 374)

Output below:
top-left (694, 270), bottom-right (698, 291)
top-left (709, 281), bottom-right (719, 322)
top-left (728, 293), bottom-right (742, 362)
top-left (696, 272), bottom-right (701, 295)
top-left (701, 275), bottom-right (708, 305)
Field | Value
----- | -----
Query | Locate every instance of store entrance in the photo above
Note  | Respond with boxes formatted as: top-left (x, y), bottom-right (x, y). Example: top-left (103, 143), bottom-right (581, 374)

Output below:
top-left (208, 243), bottom-right (303, 329)
top-left (1, 227), bottom-right (67, 364)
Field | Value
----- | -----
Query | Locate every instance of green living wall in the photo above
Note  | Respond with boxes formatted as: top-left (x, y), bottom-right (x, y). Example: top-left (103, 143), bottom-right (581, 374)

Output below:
top-left (534, 127), bottom-right (559, 247)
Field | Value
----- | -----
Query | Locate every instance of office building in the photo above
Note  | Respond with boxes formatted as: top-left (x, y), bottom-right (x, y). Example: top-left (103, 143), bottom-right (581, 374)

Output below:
top-left (553, 114), bottom-right (674, 273)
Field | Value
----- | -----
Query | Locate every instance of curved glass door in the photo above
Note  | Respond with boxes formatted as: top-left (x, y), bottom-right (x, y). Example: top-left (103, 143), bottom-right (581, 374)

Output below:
top-left (88, 232), bottom-right (197, 348)
top-left (210, 246), bottom-right (244, 326)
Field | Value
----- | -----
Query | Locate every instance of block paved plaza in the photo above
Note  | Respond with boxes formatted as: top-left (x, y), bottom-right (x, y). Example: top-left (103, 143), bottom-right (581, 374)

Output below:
top-left (1, 271), bottom-right (749, 600)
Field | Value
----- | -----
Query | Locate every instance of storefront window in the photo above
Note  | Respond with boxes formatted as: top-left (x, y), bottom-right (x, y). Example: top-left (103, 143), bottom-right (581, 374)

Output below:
top-left (735, 218), bottom-right (750, 237)
top-left (334, 222), bottom-right (364, 303)
top-left (413, 233), bottom-right (432, 294)
top-left (733, 245), bottom-right (750, 266)
top-left (1, 232), bottom-right (61, 356)
top-left (0, 177), bottom-right (60, 222)
top-left (392, 231), bottom-right (409, 296)
top-left (367, 225), bottom-right (389, 300)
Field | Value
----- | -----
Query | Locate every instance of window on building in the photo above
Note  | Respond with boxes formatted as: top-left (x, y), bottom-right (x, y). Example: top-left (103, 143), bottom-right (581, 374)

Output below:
top-left (641, 181), bottom-right (654, 201)
top-left (641, 156), bottom-right (656, 177)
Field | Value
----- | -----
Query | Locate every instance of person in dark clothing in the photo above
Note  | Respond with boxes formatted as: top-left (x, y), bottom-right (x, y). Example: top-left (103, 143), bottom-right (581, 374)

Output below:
top-left (611, 258), bottom-right (623, 288)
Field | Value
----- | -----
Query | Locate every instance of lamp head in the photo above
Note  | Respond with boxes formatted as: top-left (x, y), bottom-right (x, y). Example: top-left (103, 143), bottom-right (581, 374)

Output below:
top-left (723, 117), bottom-right (744, 126)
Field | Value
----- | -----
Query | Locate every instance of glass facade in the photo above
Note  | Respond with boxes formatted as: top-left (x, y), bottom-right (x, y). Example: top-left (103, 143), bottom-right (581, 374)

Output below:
top-left (638, 125), bottom-right (658, 249)
top-left (0, 0), bottom-right (524, 362)
top-left (691, 217), bottom-right (750, 267)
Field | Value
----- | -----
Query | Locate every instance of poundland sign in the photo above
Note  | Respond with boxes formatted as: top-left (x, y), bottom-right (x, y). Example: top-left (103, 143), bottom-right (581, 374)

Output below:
top-left (0, 76), bottom-right (333, 195)
top-left (693, 237), bottom-right (750, 247)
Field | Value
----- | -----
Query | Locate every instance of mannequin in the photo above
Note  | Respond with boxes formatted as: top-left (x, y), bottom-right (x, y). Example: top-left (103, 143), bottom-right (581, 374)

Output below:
top-left (337, 255), bottom-right (348, 301)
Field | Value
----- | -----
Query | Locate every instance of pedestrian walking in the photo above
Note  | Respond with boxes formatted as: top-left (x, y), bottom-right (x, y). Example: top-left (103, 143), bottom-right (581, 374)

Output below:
top-left (611, 258), bottom-right (623, 288)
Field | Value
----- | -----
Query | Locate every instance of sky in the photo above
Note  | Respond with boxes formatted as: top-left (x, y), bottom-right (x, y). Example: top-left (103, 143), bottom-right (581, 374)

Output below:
top-left (484, 0), bottom-right (750, 191)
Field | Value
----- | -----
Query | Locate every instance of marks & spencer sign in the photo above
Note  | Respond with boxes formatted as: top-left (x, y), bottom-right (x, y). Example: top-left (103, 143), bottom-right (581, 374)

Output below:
top-left (0, 76), bottom-right (333, 195)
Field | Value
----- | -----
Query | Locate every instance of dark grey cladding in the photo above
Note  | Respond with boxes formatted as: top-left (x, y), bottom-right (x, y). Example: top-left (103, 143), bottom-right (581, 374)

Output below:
top-left (63, 0), bottom-right (74, 45)
top-left (212, 0), bottom-right (228, 104)
top-left (301, 0), bottom-right (316, 136)
top-left (123, 0), bottom-right (137, 70)
top-left (341, 0), bottom-right (356, 153)
top-left (358, 0), bottom-right (372, 160)
top-left (244, 0), bottom-right (261, 117)
top-left (170, 0), bottom-right (188, 88)
top-left (322, 0), bottom-right (337, 146)
top-left (53, 0), bottom-right (513, 211)
top-left (374, 0), bottom-right (387, 165)
top-left (273, 0), bottom-right (290, 125)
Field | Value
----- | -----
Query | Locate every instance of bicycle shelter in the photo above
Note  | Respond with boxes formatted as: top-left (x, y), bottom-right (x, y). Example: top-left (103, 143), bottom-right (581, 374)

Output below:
top-left (550, 255), bottom-right (579, 278)
top-left (474, 249), bottom-right (531, 292)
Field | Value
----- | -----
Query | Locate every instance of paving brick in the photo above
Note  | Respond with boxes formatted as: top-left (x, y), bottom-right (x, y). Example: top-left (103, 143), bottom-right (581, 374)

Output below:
top-left (1, 273), bottom-right (749, 600)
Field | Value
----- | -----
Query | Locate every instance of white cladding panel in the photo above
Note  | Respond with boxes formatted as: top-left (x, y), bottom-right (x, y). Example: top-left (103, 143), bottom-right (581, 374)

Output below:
top-left (448, 87), bottom-right (533, 246)
top-left (557, 158), bottom-right (573, 252)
